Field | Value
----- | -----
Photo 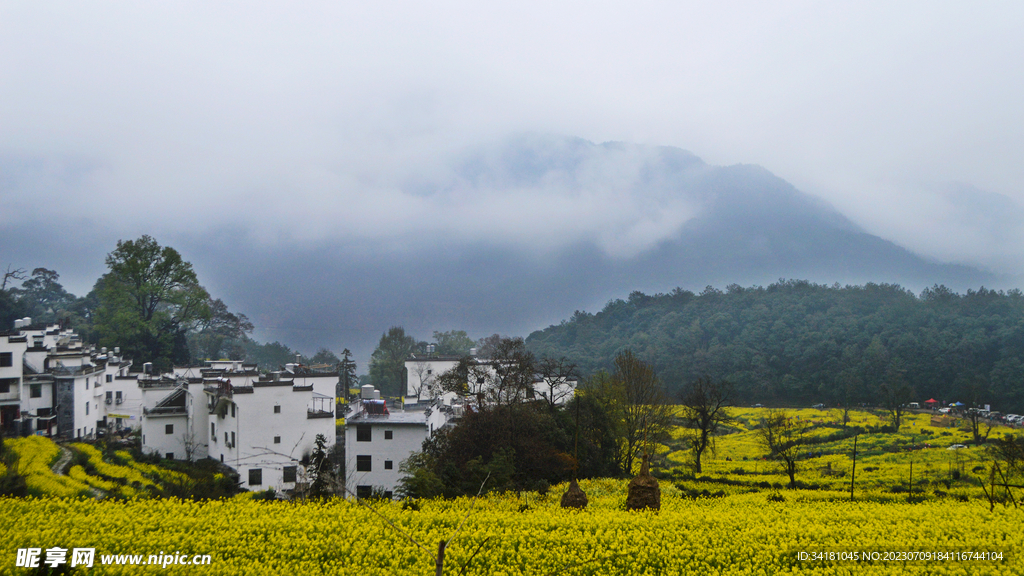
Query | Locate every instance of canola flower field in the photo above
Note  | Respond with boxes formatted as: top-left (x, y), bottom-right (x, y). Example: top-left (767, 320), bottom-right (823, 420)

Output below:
top-left (2, 482), bottom-right (1022, 575)
top-left (2, 409), bottom-right (1023, 574)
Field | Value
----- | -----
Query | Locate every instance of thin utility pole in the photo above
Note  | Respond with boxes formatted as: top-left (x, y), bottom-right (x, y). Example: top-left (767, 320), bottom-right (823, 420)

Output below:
top-left (850, 435), bottom-right (858, 501)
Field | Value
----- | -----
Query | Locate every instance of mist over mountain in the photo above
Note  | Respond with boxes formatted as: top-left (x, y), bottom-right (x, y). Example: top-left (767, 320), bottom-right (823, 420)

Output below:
top-left (0, 136), bottom-right (1003, 366)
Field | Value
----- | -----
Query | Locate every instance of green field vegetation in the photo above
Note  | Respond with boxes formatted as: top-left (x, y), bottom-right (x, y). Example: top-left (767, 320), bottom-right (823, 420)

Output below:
top-left (661, 407), bottom-right (1019, 502)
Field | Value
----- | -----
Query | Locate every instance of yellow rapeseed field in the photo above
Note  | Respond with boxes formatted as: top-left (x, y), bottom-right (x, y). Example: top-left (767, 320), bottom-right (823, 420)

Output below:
top-left (2, 481), bottom-right (1022, 575)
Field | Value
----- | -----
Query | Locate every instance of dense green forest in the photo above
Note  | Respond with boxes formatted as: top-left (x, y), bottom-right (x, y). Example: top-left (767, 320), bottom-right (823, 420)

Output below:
top-left (525, 281), bottom-right (1024, 413)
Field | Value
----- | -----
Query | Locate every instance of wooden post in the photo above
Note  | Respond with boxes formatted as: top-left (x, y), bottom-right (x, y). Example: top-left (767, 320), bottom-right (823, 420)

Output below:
top-left (908, 458), bottom-right (913, 502)
top-left (435, 540), bottom-right (446, 576)
top-left (850, 435), bottom-right (858, 501)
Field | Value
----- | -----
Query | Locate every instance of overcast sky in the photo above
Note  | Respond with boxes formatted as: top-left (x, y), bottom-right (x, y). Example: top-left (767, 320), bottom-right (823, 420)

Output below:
top-left (3, 2), bottom-right (1024, 355)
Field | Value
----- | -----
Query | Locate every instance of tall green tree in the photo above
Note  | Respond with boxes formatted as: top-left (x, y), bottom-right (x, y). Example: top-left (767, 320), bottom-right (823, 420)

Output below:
top-left (368, 326), bottom-right (417, 397)
top-left (95, 235), bottom-right (211, 371)
top-left (10, 268), bottom-right (75, 324)
top-left (432, 330), bottom-right (475, 356)
top-left (337, 348), bottom-right (358, 398)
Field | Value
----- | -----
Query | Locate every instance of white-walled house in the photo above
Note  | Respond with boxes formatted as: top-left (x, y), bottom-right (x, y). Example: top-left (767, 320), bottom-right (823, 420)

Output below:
top-left (403, 354), bottom-right (577, 407)
top-left (344, 387), bottom-right (451, 499)
top-left (1, 321), bottom-right (133, 439)
top-left (140, 377), bottom-right (208, 461)
top-left (204, 374), bottom-right (335, 492)
top-left (139, 365), bottom-right (336, 494)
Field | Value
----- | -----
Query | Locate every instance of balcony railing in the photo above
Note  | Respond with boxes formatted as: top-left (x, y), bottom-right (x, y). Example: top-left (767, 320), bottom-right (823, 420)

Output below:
top-left (306, 409), bottom-right (334, 419)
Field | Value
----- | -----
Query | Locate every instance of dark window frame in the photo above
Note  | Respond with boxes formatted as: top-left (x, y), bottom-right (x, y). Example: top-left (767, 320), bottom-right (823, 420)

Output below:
top-left (356, 455), bottom-right (371, 472)
top-left (283, 466), bottom-right (297, 483)
top-left (249, 468), bottom-right (262, 486)
top-left (356, 425), bottom-right (371, 442)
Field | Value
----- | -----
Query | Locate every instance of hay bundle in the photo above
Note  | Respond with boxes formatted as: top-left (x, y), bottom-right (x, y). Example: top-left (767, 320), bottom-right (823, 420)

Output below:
top-left (560, 478), bottom-right (588, 509)
top-left (626, 455), bottom-right (660, 511)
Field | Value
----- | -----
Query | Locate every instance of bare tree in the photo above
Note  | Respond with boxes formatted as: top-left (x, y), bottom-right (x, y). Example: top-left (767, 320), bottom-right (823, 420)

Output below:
top-left (878, 359), bottom-right (912, 431)
top-left (613, 350), bottom-right (671, 475)
top-left (1, 265), bottom-right (26, 291)
top-left (409, 360), bottom-right (436, 400)
top-left (535, 356), bottom-right (578, 410)
top-left (485, 337), bottom-right (536, 406)
top-left (437, 356), bottom-right (491, 407)
top-left (180, 429), bottom-right (200, 463)
top-left (965, 379), bottom-right (993, 445)
top-left (678, 377), bottom-right (734, 473)
top-left (757, 409), bottom-right (806, 488)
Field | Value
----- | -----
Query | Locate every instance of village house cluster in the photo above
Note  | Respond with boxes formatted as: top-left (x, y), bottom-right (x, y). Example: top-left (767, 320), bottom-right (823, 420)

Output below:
top-left (2, 320), bottom-right (577, 498)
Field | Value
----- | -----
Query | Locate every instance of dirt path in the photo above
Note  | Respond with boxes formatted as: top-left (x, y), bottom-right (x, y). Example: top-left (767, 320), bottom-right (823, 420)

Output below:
top-left (51, 445), bottom-right (106, 499)
top-left (51, 445), bottom-right (73, 475)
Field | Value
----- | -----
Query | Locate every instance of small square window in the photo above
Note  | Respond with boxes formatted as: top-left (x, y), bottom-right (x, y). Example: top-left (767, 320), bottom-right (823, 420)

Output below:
top-left (165, 424), bottom-right (174, 434)
top-left (283, 466), bottom-right (297, 483)
top-left (384, 430), bottom-right (393, 440)
top-left (0, 380), bottom-right (9, 394)
top-left (249, 468), bottom-right (262, 486)
top-left (384, 460), bottom-right (393, 470)
top-left (273, 405), bottom-right (281, 414)
top-left (356, 485), bottom-right (372, 499)
top-left (274, 436), bottom-right (281, 444)
top-left (0, 352), bottom-right (12, 367)
top-left (356, 455), bottom-right (371, 472)
top-left (106, 374), bottom-right (113, 383)
top-left (30, 383), bottom-right (42, 398)
top-left (357, 425), bottom-right (371, 442)
top-left (166, 453), bottom-right (174, 460)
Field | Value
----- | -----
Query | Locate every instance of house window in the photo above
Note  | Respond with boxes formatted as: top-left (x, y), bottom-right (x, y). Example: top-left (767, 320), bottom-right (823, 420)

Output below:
top-left (224, 432), bottom-right (228, 444)
top-left (384, 430), bottom-right (393, 440)
top-left (356, 455), bottom-right (371, 472)
top-left (211, 423), bottom-right (216, 439)
top-left (231, 404), bottom-right (236, 418)
top-left (166, 453), bottom-right (174, 460)
top-left (283, 466), bottom-right (297, 483)
top-left (0, 379), bottom-right (10, 393)
top-left (356, 485), bottom-right (372, 499)
top-left (115, 391), bottom-right (122, 403)
top-left (106, 374), bottom-right (112, 383)
top-left (427, 369), bottom-right (432, 375)
top-left (356, 425), bottom-right (371, 442)
top-left (384, 460), bottom-right (393, 470)
top-left (30, 383), bottom-right (41, 398)
top-left (274, 436), bottom-right (281, 444)
top-left (0, 352), bottom-right (12, 367)
top-left (85, 379), bottom-right (89, 390)
top-left (165, 424), bottom-right (174, 434)
top-left (77, 428), bottom-right (81, 438)
top-left (231, 431), bottom-right (235, 446)
top-left (249, 469), bottom-right (262, 486)
top-left (273, 405), bottom-right (281, 414)
top-left (85, 402), bottom-right (89, 415)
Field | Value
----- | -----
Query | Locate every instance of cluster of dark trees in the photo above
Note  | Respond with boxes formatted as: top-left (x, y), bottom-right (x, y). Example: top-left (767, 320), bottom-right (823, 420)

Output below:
top-left (398, 347), bottom-right (671, 498)
top-left (2, 236), bottom-right (350, 372)
top-left (526, 280), bottom-right (1024, 413)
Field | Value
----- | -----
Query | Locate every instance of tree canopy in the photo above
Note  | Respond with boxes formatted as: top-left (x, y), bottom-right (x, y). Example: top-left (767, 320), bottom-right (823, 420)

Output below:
top-left (95, 235), bottom-right (212, 371)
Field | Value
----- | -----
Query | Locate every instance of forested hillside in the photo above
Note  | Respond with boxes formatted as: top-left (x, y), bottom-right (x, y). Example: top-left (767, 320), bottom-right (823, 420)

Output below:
top-left (526, 281), bottom-right (1024, 412)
